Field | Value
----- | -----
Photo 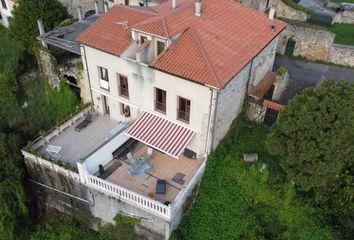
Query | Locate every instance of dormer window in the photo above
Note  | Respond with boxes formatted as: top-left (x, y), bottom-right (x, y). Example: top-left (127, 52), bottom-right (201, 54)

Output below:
top-left (140, 35), bottom-right (147, 45)
top-left (156, 40), bottom-right (165, 56)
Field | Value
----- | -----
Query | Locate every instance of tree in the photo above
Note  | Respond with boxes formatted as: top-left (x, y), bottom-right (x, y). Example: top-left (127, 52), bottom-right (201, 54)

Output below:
top-left (267, 80), bottom-right (354, 239)
top-left (8, 0), bottom-right (68, 53)
top-left (268, 80), bottom-right (354, 192)
top-left (0, 133), bottom-right (27, 240)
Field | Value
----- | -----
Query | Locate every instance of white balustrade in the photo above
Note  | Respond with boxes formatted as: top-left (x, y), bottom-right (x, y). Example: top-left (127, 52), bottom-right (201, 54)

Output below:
top-left (85, 173), bottom-right (172, 220)
top-left (171, 158), bottom-right (206, 215)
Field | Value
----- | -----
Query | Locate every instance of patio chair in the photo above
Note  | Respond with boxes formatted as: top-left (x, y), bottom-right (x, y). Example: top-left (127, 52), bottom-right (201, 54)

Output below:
top-left (45, 145), bottom-right (62, 160)
top-left (75, 112), bottom-right (92, 132)
top-left (156, 180), bottom-right (167, 194)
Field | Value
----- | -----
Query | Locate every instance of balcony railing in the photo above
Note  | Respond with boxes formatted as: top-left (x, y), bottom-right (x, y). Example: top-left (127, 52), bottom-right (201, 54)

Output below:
top-left (99, 79), bottom-right (109, 90)
top-left (177, 109), bottom-right (190, 123)
top-left (155, 100), bottom-right (166, 113)
top-left (119, 86), bottom-right (129, 98)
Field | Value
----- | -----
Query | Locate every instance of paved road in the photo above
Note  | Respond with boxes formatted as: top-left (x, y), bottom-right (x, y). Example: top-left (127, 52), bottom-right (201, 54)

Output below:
top-left (273, 56), bottom-right (354, 104)
top-left (299, 0), bottom-right (336, 17)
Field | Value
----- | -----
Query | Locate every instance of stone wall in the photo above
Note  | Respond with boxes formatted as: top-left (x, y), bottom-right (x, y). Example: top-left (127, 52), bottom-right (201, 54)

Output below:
top-left (276, 0), bottom-right (309, 21)
top-left (333, 10), bottom-right (354, 24)
top-left (240, 0), bottom-right (278, 12)
top-left (59, 0), bottom-right (104, 18)
top-left (329, 44), bottom-right (354, 67)
top-left (277, 23), bottom-right (335, 61)
top-left (272, 70), bottom-right (290, 102)
top-left (246, 101), bottom-right (267, 123)
top-left (37, 49), bottom-right (61, 87)
top-left (37, 48), bottom-right (92, 103)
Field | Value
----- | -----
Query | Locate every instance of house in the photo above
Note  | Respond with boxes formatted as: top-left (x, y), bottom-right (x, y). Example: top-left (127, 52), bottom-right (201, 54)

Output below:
top-left (76, 0), bottom-right (286, 158)
top-left (0, 0), bottom-right (15, 27)
top-left (22, 0), bottom-right (286, 239)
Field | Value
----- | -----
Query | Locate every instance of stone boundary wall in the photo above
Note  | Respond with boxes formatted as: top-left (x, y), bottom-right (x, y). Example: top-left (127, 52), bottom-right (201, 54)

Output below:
top-left (59, 0), bottom-right (104, 18)
top-left (332, 10), bottom-right (354, 24)
top-left (329, 44), bottom-right (354, 67)
top-left (276, 0), bottom-right (309, 22)
top-left (277, 24), bottom-right (335, 61)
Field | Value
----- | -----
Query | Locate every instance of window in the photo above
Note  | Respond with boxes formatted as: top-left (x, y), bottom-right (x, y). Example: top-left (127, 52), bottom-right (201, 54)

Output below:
top-left (155, 88), bottom-right (166, 114)
top-left (120, 103), bottom-right (130, 117)
top-left (118, 74), bottom-right (129, 98)
top-left (156, 40), bottom-right (165, 56)
top-left (1, 0), bottom-right (7, 10)
top-left (140, 35), bottom-right (147, 45)
top-left (98, 66), bottom-right (109, 90)
top-left (177, 96), bottom-right (191, 123)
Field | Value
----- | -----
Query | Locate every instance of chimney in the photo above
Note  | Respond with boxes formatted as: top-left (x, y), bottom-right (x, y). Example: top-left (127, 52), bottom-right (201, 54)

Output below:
top-left (104, 1), bottom-right (109, 13)
top-left (172, 0), bottom-right (177, 9)
top-left (268, 7), bottom-right (276, 20)
top-left (77, 6), bottom-right (83, 21)
top-left (195, 0), bottom-right (201, 17)
top-left (94, 0), bottom-right (99, 14)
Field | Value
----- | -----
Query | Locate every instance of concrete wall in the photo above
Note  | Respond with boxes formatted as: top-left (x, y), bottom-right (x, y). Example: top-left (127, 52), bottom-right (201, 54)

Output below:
top-left (84, 131), bottom-right (130, 173)
top-left (276, 0), bottom-right (309, 21)
top-left (0, 0), bottom-right (15, 27)
top-left (83, 45), bottom-right (212, 157)
top-left (25, 157), bottom-right (169, 240)
top-left (329, 44), bottom-right (354, 67)
top-left (277, 24), bottom-right (335, 61)
top-left (212, 37), bottom-right (279, 149)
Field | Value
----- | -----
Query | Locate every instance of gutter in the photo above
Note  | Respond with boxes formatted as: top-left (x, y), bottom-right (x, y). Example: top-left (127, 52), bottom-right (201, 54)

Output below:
top-left (82, 45), bottom-right (94, 108)
top-left (204, 88), bottom-right (218, 154)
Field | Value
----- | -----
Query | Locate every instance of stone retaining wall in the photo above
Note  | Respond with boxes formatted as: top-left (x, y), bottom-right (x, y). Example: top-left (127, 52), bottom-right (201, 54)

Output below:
top-left (329, 44), bottom-right (354, 67)
top-left (277, 24), bottom-right (335, 61)
top-left (276, 0), bottom-right (309, 21)
top-left (333, 10), bottom-right (354, 24)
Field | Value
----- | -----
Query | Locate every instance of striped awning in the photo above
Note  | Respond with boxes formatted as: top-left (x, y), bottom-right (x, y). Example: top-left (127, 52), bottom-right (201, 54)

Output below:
top-left (124, 111), bottom-right (195, 158)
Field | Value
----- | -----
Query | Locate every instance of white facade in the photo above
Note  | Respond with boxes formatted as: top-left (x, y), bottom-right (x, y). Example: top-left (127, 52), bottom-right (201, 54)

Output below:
top-left (0, 0), bottom-right (15, 27)
top-left (82, 45), bottom-right (212, 157)
top-left (81, 29), bottom-right (280, 158)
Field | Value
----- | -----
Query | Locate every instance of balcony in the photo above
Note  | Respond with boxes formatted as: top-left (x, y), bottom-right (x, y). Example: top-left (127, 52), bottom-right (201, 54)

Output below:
top-left (177, 109), bottom-right (190, 123)
top-left (99, 79), bottom-right (109, 90)
top-left (154, 100), bottom-right (166, 113)
top-left (119, 86), bottom-right (129, 98)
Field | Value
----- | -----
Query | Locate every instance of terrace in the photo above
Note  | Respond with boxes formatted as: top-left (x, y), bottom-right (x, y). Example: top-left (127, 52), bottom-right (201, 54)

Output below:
top-left (32, 107), bottom-right (122, 167)
top-left (93, 142), bottom-right (204, 203)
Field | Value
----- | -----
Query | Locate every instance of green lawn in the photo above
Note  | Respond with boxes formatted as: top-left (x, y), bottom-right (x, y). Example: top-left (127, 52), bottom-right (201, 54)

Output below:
top-left (171, 114), bottom-right (334, 240)
top-left (332, 0), bottom-right (354, 3)
top-left (329, 23), bottom-right (354, 45)
top-left (0, 25), bottom-right (21, 71)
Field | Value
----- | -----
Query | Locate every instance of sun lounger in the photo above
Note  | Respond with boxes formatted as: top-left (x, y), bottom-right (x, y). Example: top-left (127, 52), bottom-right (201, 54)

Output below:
top-left (75, 112), bottom-right (92, 132)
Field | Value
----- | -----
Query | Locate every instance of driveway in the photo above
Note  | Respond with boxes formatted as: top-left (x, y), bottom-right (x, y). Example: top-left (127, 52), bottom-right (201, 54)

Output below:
top-left (273, 55), bottom-right (354, 104)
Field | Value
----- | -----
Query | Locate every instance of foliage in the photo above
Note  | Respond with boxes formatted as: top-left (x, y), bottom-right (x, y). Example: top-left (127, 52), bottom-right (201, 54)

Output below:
top-left (329, 23), bottom-right (354, 45)
top-left (281, 0), bottom-right (314, 14)
top-left (0, 26), bottom-right (21, 71)
top-left (268, 80), bottom-right (354, 239)
top-left (8, 0), bottom-right (68, 53)
top-left (0, 133), bottom-right (28, 240)
top-left (276, 65), bottom-right (287, 76)
top-left (267, 80), bottom-right (354, 192)
top-left (172, 114), bottom-right (334, 240)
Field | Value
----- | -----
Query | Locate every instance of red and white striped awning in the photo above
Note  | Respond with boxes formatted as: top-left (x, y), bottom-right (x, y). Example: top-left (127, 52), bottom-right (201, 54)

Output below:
top-left (124, 111), bottom-right (195, 158)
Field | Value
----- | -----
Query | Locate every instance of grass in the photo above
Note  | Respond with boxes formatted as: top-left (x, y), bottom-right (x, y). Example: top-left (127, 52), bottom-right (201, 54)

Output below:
top-left (329, 23), bottom-right (354, 45)
top-left (171, 113), bottom-right (334, 240)
top-left (0, 25), bottom-right (21, 71)
top-left (332, 0), bottom-right (354, 3)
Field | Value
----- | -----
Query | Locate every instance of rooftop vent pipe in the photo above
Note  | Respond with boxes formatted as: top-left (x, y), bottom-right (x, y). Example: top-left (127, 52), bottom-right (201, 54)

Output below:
top-left (195, 0), bottom-right (201, 17)
top-left (268, 7), bottom-right (275, 20)
top-left (172, 0), bottom-right (177, 9)
top-left (77, 6), bottom-right (83, 21)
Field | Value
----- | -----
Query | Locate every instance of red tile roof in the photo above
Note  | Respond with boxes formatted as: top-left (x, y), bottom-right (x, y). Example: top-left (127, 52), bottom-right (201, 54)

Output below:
top-left (77, 0), bottom-right (286, 89)
top-left (263, 100), bottom-right (284, 111)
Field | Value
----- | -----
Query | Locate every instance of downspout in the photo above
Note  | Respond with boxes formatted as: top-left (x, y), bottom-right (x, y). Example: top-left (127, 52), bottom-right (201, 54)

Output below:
top-left (82, 45), bottom-right (94, 110)
top-left (204, 88), bottom-right (218, 155)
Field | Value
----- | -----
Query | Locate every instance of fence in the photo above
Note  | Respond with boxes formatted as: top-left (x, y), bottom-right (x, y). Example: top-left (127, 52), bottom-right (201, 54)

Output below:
top-left (85, 173), bottom-right (172, 220)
